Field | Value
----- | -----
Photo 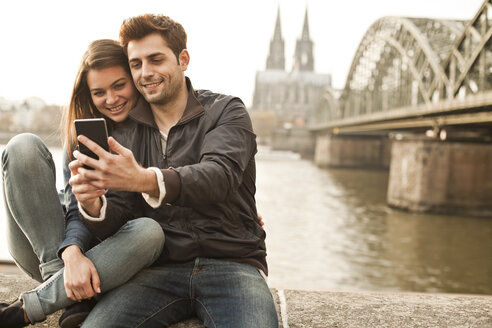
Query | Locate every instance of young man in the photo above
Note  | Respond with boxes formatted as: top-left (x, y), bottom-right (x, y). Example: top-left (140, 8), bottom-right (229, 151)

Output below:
top-left (71, 14), bottom-right (278, 327)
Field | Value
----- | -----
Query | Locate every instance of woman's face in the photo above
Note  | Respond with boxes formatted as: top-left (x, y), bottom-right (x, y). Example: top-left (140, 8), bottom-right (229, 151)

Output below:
top-left (86, 65), bottom-right (138, 123)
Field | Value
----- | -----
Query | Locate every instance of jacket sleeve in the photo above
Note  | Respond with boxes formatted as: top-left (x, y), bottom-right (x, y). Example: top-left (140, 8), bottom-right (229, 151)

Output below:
top-left (172, 98), bottom-right (257, 207)
top-left (79, 189), bottom-right (144, 241)
top-left (57, 149), bottom-right (94, 258)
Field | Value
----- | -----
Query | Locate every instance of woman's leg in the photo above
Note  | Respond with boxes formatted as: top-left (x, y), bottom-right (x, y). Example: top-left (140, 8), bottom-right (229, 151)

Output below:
top-left (20, 217), bottom-right (164, 324)
top-left (1, 133), bottom-right (65, 281)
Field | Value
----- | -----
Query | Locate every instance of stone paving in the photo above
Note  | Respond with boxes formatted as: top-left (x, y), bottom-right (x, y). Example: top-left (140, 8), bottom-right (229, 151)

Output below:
top-left (1, 272), bottom-right (491, 327)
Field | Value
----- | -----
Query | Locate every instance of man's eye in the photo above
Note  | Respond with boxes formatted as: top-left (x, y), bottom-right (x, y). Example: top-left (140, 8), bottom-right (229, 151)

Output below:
top-left (130, 62), bottom-right (141, 69)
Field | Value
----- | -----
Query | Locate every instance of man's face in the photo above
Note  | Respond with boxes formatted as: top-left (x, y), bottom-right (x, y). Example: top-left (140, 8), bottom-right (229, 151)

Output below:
top-left (127, 33), bottom-right (188, 105)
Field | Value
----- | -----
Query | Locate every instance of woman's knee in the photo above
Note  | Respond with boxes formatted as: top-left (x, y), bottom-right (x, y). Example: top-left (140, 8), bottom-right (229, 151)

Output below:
top-left (2, 133), bottom-right (48, 169)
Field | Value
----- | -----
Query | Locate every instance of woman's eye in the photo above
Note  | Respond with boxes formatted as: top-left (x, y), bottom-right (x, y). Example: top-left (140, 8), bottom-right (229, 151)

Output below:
top-left (114, 83), bottom-right (125, 90)
top-left (93, 91), bottom-right (104, 97)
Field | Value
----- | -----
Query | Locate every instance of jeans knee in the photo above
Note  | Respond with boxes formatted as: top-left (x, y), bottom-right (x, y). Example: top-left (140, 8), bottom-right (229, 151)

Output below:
top-left (2, 133), bottom-right (48, 171)
top-left (126, 218), bottom-right (164, 260)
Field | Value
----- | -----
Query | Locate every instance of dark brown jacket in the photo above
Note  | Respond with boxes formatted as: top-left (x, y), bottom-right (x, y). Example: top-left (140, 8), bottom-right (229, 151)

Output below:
top-left (81, 78), bottom-right (267, 274)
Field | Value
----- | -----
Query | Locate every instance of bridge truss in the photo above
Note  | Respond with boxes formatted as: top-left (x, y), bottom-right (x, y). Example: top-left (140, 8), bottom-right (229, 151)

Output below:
top-left (311, 0), bottom-right (492, 133)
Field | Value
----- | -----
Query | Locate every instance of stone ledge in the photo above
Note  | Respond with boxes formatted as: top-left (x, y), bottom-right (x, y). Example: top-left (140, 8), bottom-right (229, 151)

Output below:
top-left (1, 273), bottom-right (491, 327)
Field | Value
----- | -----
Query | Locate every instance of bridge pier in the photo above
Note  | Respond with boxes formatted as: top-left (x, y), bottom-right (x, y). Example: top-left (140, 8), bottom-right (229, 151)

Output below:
top-left (271, 127), bottom-right (315, 157)
top-left (387, 136), bottom-right (492, 216)
top-left (314, 133), bottom-right (390, 168)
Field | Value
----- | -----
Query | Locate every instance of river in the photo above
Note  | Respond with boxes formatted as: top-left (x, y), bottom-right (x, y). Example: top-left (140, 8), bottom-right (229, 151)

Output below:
top-left (1, 145), bottom-right (491, 295)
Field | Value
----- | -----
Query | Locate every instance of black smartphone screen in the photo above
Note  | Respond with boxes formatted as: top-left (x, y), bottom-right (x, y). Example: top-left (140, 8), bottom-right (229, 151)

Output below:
top-left (74, 118), bottom-right (109, 169)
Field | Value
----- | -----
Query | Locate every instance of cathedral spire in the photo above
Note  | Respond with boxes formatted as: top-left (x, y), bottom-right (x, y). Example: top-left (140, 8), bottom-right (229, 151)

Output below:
top-left (266, 6), bottom-right (285, 70)
top-left (273, 6), bottom-right (282, 41)
top-left (293, 6), bottom-right (314, 71)
top-left (301, 7), bottom-right (310, 40)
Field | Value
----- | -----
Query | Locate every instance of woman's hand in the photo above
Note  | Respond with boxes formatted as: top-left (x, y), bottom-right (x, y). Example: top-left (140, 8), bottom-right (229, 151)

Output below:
top-left (258, 213), bottom-right (265, 227)
top-left (68, 159), bottom-right (104, 217)
top-left (61, 245), bottom-right (101, 301)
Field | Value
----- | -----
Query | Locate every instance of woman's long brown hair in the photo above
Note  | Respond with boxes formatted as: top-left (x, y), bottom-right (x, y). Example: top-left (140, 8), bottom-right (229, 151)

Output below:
top-left (61, 39), bottom-right (131, 158)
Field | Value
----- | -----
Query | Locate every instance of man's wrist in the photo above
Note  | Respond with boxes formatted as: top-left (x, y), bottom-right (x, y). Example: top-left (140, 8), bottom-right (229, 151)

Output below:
top-left (140, 167), bottom-right (160, 197)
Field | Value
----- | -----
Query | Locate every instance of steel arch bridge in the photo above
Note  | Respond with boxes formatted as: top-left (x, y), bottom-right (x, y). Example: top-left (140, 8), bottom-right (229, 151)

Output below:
top-left (310, 0), bottom-right (492, 134)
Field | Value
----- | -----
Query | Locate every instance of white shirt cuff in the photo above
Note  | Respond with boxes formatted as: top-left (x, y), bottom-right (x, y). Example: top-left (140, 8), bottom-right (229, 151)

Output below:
top-left (78, 195), bottom-right (107, 222)
top-left (142, 167), bottom-right (166, 208)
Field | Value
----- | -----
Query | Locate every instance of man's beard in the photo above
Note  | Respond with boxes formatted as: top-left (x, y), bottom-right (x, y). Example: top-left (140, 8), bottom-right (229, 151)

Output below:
top-left (140, 74), bottom-right (183, 105)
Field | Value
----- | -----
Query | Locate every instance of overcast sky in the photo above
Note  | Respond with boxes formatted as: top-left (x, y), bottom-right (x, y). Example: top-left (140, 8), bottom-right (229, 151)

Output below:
top-left (0, 0), bottom-right (484, 107)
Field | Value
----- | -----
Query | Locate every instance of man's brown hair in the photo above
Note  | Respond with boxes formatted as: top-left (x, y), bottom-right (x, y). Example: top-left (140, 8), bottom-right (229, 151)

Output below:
top-left (119, 14), bottom-right (187, 61)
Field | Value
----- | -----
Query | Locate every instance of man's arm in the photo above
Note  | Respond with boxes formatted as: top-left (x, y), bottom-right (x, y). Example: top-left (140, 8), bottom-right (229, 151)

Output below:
top-left (72, 98), bottom-right (255, 209)
top-left (171, 98), bottom-right (256, 207)
top-left (73, 135), bottom-right (159, 197)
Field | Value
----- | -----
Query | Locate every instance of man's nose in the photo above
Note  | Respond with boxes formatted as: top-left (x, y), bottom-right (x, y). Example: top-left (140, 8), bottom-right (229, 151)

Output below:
top-left (141, 62), bottom-right (154, 78)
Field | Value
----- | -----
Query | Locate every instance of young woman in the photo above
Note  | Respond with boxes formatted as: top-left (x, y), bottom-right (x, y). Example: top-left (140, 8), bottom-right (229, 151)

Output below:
top-left (0, 39), bottom-right (164, 328)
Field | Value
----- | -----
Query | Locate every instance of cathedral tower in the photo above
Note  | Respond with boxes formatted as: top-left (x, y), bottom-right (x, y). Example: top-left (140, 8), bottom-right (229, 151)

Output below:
top-left (293, 7), bottom-right (314, 71)
top-left (266, 6), bottom-right (285, 70)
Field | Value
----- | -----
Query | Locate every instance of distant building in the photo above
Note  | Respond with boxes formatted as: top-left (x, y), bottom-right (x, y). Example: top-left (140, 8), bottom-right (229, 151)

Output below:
top-left (251, 7), bottom-right (331, 127)
top-left (0, 96), bottom-right (61, 134)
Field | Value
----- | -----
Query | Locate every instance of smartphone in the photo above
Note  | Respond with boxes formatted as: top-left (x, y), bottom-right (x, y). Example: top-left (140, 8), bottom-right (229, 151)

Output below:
top-left (74, 118), bottom-right (109, 169)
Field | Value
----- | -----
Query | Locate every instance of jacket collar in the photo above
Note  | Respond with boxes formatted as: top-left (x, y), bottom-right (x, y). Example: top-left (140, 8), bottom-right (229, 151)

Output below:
top-left (128, 77), bottom-right (204, 129)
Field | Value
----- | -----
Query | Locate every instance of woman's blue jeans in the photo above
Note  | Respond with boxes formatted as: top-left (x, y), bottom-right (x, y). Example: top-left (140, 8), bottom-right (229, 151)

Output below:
top-left (1, 133), bottom-right (164, 323)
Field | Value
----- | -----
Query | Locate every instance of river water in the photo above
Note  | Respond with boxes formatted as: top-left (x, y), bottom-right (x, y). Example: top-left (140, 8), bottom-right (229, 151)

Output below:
top-left (1, 145), bottom-right (491, 295)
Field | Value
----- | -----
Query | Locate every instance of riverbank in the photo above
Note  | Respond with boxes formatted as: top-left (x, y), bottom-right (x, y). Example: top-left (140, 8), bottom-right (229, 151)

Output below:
top-left (1, 272), bottom-right (490, 327)
top-left (0, 131), bottom-right (62, 148)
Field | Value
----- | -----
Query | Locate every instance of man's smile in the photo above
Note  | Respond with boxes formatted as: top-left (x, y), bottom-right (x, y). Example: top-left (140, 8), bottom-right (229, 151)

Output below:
top-left (141, 80), bottom-right (163, 90)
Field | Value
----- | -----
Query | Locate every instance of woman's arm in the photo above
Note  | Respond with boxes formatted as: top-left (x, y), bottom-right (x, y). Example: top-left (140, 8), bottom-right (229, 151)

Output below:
top-left (58, 149), bottom-right (101, 301)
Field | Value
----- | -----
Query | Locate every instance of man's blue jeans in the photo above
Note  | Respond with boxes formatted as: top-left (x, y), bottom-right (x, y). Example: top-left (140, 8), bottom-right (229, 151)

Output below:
top-left (2, 133), bottom-right (165, 323)
top-left (83, 258), bottom-right (278, 328)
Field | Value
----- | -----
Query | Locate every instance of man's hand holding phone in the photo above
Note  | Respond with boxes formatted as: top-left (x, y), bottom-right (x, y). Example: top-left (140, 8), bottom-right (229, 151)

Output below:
top-left (69, 132), bottom-right (159, 215)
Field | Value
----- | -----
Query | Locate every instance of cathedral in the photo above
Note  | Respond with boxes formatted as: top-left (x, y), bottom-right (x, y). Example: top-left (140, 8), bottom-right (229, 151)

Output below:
top-left (251, 7), bottom-right (331, 126)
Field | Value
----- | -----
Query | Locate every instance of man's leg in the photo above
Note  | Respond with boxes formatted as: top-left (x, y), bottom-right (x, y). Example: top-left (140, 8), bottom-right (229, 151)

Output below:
top-left (19, 217), bottom-right (164, 324)
top-left (193, 258), bottom-right (278, 328)
top-left (82, 258), bottom-right (278, 328)
top-left (81, 262), bottom-right (196, 328)
top-left (2, 133), bottom-right (65, 281)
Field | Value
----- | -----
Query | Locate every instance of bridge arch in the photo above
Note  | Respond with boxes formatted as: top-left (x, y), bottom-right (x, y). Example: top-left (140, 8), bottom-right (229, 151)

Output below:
top-left (436, 0), bottom-right (492, 98)
top-left (310, 87), bottom-right (340, 123)
top-left (339, 16), bottom-right (466, 120)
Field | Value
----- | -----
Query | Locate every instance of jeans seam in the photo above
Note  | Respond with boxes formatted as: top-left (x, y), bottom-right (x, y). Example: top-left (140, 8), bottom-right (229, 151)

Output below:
top-left (193, 297), bottom-right (216, 328)
top-left (34, 269), bottom-right (63, 294)
top-left (189, 258), bottom-right (200, 300)
top-left (134, 298), bottom-right (189, 328)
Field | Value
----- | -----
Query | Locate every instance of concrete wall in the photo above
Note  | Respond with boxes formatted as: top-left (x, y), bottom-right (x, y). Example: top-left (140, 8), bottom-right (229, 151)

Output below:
top-left (314, 133), bottom-right (391, 169)
top-left (387, 138), bottom-right (492, 216)
top-left (1, 273), bottom-right (491, 328)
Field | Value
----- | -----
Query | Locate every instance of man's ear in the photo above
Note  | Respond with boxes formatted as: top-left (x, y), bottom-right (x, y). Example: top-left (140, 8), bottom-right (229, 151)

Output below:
top-left (179, 49), bottom-right (190, 71)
